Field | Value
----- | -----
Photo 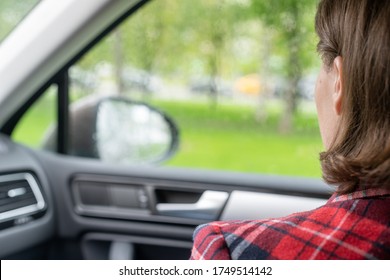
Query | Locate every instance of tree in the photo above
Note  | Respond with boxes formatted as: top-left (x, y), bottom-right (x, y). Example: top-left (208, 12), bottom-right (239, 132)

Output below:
top-left (197, 0), bottom-right (232, 109)
top-left (165, 0), bottom-right (238, 109)
top-left (118, 0), bottom-right (173, 99)
top-left (77, 1), bottom-right (174, 97)
top-left (251, 0), bottom-right (317, 133)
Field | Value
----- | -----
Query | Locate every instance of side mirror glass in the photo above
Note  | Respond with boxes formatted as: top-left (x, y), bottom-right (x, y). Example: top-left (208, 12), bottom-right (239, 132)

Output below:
top-left (95, 97), bottom-right (179, 164)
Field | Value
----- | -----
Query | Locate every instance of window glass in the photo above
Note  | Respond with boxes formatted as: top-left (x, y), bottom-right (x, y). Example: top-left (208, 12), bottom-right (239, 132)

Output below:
top-left (0, 0), bottom-right (41, 43)
top-left (69, 0), bottom-right (322, 177)
top-left (13, 85), bottom-right (57, 149)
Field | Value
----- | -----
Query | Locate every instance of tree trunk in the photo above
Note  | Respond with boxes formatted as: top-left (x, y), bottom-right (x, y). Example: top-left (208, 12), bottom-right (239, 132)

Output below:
top-left (113, 29), bottom-right (125, 95)
top-left (256, 29), bottom-right (271, 123)
top-left (208, 48), bottom-right (220, 110)
top-left (278, 4), bottom-right (302, 134)
top-left (279, 75), bottom-right (299, 133)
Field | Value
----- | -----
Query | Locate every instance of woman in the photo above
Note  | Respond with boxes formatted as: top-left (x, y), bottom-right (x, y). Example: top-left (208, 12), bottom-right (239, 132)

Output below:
top-left (190, 0), bottom-right (390, 260)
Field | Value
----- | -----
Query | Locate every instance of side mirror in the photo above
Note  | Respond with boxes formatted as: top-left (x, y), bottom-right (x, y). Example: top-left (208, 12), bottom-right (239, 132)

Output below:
top-left (44, 96), bottom-right (179, 165)
top-left (95, 97), bottom-right (179, 164)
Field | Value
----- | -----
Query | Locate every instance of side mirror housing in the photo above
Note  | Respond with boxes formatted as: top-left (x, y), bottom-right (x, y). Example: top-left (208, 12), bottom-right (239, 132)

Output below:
top-left (44, 96), bottom-right (179, 165)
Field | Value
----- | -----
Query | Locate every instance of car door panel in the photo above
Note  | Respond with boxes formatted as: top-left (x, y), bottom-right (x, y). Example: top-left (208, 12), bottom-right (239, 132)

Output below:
top-left (0, 131), bottom-right (331, 259)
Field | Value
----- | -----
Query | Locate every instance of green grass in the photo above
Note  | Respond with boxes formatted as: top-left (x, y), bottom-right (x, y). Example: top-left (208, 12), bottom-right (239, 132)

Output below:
top-left (12, 96), bottom-right (323, 178)
top-left (151, 100), bottom-right (323, 177)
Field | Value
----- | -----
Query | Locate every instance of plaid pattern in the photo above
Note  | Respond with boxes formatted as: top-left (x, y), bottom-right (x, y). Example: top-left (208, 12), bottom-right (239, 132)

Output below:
top-left (190, 188), bottom-right (390, 260)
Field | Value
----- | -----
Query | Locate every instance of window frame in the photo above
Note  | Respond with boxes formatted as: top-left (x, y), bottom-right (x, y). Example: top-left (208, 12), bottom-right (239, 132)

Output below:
top-left (2, 0), bottom-right (151, 155)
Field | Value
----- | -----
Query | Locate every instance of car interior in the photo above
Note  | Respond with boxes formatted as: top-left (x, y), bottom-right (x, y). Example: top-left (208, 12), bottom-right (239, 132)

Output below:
top-left (0, 0), bottom-right (332, 260)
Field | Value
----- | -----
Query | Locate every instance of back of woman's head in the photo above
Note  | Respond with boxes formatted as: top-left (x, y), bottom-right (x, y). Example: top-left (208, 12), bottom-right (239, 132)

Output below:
top-left (315, 0), bottom-right (390, 193)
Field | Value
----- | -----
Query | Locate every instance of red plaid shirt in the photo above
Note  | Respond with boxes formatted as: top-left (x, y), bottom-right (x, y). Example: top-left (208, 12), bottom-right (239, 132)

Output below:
top-left (190, 188), bottom-right (390, 260)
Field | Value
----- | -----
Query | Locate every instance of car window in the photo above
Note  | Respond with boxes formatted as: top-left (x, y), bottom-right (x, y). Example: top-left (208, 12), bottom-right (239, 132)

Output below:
top-left (0, 0), bottom-right (41, 43)
top-left (13, 0), bottom-right (322, 178)
top-left (13, 85), bottom-right (57, 148)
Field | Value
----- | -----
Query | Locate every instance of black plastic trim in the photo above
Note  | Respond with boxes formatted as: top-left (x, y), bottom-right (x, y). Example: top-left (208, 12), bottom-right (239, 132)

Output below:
top-left (57, 71), bottom-right (70, 154)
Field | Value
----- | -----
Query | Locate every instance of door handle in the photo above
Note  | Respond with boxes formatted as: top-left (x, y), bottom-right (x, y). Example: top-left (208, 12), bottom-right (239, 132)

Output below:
top-left (156, 190), bottom-right (229, 220)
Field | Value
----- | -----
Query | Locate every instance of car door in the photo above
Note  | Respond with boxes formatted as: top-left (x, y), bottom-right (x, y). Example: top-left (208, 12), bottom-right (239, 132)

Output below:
top-left (0, 0), bottom-right (331, 259)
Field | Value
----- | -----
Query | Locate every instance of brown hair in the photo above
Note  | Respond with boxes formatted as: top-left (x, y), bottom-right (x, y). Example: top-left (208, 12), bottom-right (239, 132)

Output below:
top-left (315, 0), bottom-right (390, 193)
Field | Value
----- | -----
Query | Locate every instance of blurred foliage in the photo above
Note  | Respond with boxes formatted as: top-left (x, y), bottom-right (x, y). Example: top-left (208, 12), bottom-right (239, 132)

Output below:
top-left (75, 0), bottom-right (321, 133)
top-left (251, 0), bottom-right (319, 75)
top-left (251, 0), bottom-right (319, 132)
top-left (1, 0), bottom-right (320, 104)
top-left (78, 0), bottom-right (319, 78)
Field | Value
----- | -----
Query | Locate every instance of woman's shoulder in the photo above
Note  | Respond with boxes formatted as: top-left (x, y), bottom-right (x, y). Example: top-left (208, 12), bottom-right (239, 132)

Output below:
top-left (190, 206), bottom-right (321, 260)
top-left (190, 195), bottom-right (390, 260)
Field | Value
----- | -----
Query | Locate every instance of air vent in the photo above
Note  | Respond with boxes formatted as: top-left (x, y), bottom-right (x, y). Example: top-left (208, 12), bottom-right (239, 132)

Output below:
top-left (0, 173), bottom-right (45, 223)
